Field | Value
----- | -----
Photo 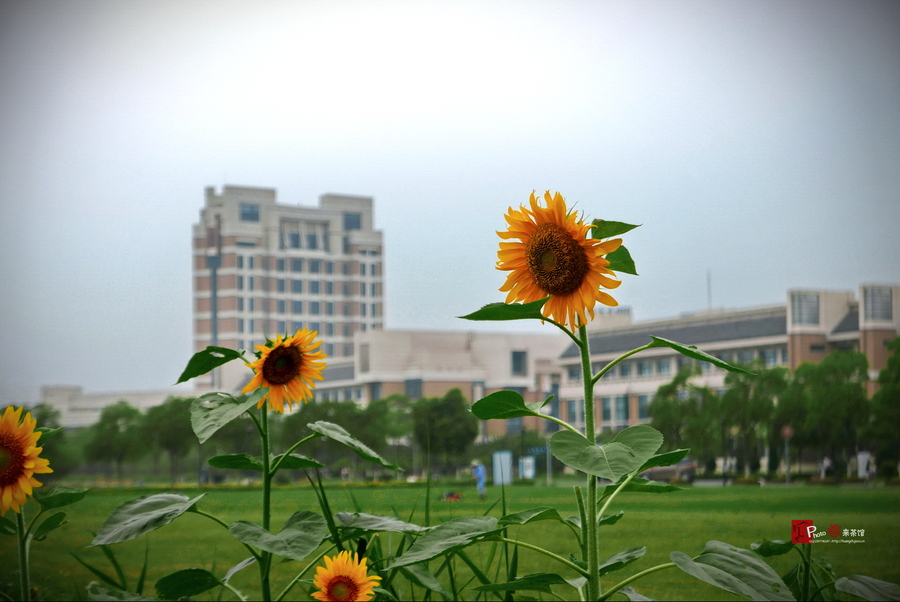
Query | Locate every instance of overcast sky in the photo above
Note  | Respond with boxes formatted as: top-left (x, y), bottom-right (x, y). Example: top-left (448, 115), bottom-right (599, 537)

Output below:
top-left (1, 1), bottom-right (898, 403)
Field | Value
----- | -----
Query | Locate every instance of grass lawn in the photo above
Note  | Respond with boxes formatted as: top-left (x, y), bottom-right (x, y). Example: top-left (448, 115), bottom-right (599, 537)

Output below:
top-left (2, 481), bottom-right (898, 601)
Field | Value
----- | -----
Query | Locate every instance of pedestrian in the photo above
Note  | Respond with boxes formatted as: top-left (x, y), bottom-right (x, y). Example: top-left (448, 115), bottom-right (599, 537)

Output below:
top-left (472, 460), bottom-right (486, 500)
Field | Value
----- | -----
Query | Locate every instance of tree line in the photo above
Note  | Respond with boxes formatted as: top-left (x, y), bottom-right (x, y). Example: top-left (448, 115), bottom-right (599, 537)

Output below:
top-left (648, 337), bottom-right (900, 479)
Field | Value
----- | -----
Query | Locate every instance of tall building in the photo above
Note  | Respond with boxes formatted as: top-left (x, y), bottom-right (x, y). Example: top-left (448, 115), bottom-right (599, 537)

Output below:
top-left (192, 185), bottom-right (384, 393)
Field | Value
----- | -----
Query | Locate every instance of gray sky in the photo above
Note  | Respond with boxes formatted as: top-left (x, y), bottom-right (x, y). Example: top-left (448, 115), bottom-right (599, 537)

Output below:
top-left (1, 1), bottom-right (899, 403)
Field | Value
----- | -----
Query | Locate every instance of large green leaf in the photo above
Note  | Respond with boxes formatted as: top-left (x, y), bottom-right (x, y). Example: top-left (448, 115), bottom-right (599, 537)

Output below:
top-left (34, 485), bottom-right (90, 509)
top-left (598, 547), bottom-right (646, 577)
top-left (750, 539), bottom-right (794, 558)
top-left (154, 568), bottom-right (221, 600)
top-left (638, 449), bottom-right (690, 472)
top-left (190, 390), bottom-right (266, 444)
top-left (458, 298), bottom-right (548, 321)
top-left (591, 219), bottom-right (641, 239)
top-left (307, 421), bottom-right (402, 471)
top-left (605, 246), bottom-right (638, 275)
top-left (599, 477), bottom-right (683, 498)
top-left (390, 516), bottom-right (500, 568)
top-left (228, 511), bottom-right (328, 561)
top-left (335, 512), bottom-right (425, 533)
top-left (550, 426), bottom-right (662, 481)
top-left (33, 511), bottom-right (68, 541)
top-left (648, 337), bottom-right (754, 374)
top-left (0, 516), bottom-right (16, 536)
top-left (400, 563), bottom-right (453, 599)
top-left (473, 573), bottom-right (572, 594)
top-left (35, 426), bottom-right (66, 442)
top-left (616, 586), bottom-right (654, 601)
top-left (85, 583), bottom-right (156, 601)
top-left (670, 541), bottom-right (794, 601)
top-left (222, 557), bottom-right (256, 584)
top-left (91, 493), bottom-right (206, 546)
top-left (177, 346), bottom-right (245, 384)
top-left (272, 453), bottom-right (324, 470)
top-left (207, 454), bottom-right (263, 471)
top-left (836, 575), bottom-right (900, 601)
top-left (471, 390), bottom-right (544, 421)
top-left (499, 507), bottom-right (566, 526)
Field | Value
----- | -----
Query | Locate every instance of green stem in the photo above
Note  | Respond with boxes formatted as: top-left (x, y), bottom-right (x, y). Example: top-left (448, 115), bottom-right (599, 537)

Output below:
top-left (547, 318), bottom-right (584, 348)
top-left (541, 414), bottom-right (581, 434)
top-left (495, 537), bottom-right (589, 577)
top-left (579, 325), bottom-right (600, 601)
top-left (269, 433), bottom-right (320, 476)
top-left (193, 510), bottom-right (261, 561)
top-left (221, 580), bottom-right (249, 602)
top-left (600, 562), bottom-right (675, 601)
top-left (597, 472), bottom-right (637, 523)
top-left (809, 578), bottom-right (836, 601)
top-left (573, 486), bottom-right (588, 555)
top-left (16, 510), bottom-right (30, 602)
top-left (591, 343), bottom-right (654, 386)
top-left (274, 546), bottom-right (334, 602)
top-left (801, 543), bottom-right (812, 602)
top-left (259, 408), bottom-right (273, 602)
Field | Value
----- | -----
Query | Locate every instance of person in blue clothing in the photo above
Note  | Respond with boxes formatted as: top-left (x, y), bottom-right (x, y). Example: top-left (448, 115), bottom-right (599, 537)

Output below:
top-left (472, 460), bottom-right (486, 500)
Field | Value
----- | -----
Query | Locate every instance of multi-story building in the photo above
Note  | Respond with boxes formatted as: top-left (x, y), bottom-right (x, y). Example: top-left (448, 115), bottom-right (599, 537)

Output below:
top-left (192, 185), bottom-right (384, 393)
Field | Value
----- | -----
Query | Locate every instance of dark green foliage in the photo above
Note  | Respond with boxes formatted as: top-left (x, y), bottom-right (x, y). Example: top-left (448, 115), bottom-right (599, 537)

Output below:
top-left (142, 396), bottom-right (196, 484)
top-left (85, 400), bottom-right (146, 481)
top-left (30, 403), bottom-right (81, 477)
top-left (866, 337), bottom-right (900, 474)
top-left (412, 388), bottom-right (479, 472)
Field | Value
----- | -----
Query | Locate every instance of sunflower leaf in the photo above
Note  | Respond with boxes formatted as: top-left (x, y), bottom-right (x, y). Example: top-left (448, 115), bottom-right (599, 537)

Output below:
top-left (605, 245), bottom-right (638, 275)
top-left (471, 390), bottom-right (544, 420)
top-left (550, 426), bottom-right (663, 481)
top-left (85, 582), bottom-right (156, 601)
top-left (34, 485), bottom-right (90, 509)
top-left (307, 421), bottom-right (402, 471)
top-left (598, 547), bottom-right (646, 577)
top-left (835, 575), bottom-right (900, 601)
top-left (591, 220), bottom-right (641, 239)
top-left (176, 346), bottom-right (245, 384)
top-left (670, 542), bottom-right (794, 601)
top-left (473, 573), bottom-right (573, 594)
top-left (459, 298), bottom-right (548, 321)
top-left (33, 511), bottom-right (68, 541)
top-left (228, 511), bottom-right (328, 561)
top-left (0, 516), bottom-right (17, 536)
top-left (648, 337), bottom-right (755, 375)
top-left (190, 389), bottom-right (267, 444)
top-left (390, 516), bottom-right (501, 568)
top-left (271, 453), bottom-right (324, 470)
top-left (154, 568), bottom-right (222, 601)
top-left (91, 493), bottom-right (206, 546)
top-left (36, 426), bottom-right (66, 442)
top-left (207, 454), bottom-right (264, 472)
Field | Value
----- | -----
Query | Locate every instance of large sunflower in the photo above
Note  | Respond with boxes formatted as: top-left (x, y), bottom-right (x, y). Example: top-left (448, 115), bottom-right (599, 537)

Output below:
top-left (497, 191), bottom-right (622, 331)
top-left (242, 328), bottom-right (327, 413)
top-left (312, 550), bottom-right (381, 602)
top-left (0, 406), bottom-right (52, 516)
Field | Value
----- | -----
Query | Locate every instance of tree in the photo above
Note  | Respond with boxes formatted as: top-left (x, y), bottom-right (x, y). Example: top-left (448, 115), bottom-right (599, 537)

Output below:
top-left (142, 396), bottom-right (196, 484)
top-left (865, 337), bottom-right (900, 475)
top-left (30, 403), bottom-right (80, 476)
top-left (722, 361), bottom-right (788, 476)
top-left (649, 364), bottom-right (700, 451)
top-left (413, 388), bottom-right (479, 473)
top-left (85, 400), bottom-right (145, 481)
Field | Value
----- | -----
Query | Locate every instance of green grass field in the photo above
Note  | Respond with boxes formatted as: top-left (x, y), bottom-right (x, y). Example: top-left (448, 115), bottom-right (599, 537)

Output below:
top-left (2, 482), bottom-right (899, 601)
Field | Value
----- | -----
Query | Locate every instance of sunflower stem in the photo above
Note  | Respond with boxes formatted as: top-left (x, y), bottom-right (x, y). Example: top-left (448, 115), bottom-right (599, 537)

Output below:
top-left (590, 343), bottom-right (653, 386)
top-left (259, 407), bottom-right (273, 602)
top-left (578, 324), bottom-right (600, 601)
top-left (16, 509), bottom-right (31, 602)
top-left (269, 433), bottom-right (321, 476)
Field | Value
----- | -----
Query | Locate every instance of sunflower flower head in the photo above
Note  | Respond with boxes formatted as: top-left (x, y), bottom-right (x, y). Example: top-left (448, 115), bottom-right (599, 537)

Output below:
top-left (312, 550), bottom-right (381, 602)
top-left (0, 406), bottom-right (53, 516)
top-left (241, 328), bottom-right (327, 414)
top-left (497, 191), bottom-right (623, 331)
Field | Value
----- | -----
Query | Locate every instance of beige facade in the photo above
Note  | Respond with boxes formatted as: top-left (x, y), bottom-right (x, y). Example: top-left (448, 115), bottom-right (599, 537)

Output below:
top-left (192, 186), bottom-right (385, 393)
top-left (40, 386), bottom-right (178, 428)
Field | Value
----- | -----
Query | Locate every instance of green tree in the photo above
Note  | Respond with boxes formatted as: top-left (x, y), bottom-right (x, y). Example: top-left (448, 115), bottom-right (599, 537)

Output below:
top-left (773, 371), bottom-right (813, 474)
top-left (867, 337), bottom-right (900, 476)
top-left (279, 400), bottom-right (364, 475)
top-left (30, 403), bottom-right (81, 477)
top-left (722, 361), bottom-right (788, 476)
top-left (142, 396), bottom-right (196, 484)
top-left (649, 364), bottom-right (700, 451)
top-left (85, 400), bottom-right (145, 481)
top-left (413, 388), bottom-right (479, 473)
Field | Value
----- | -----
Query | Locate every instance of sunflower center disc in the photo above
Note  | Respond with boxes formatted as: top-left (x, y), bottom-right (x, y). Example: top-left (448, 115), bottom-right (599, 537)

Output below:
top-left (0, 435), bottom-right (24, 487)
top-left (262, 346), bottom-right (303, 386)
top-left (328, 577), bottom-right (358, 601)
top-left (526, 222), bottom-right (589, 296)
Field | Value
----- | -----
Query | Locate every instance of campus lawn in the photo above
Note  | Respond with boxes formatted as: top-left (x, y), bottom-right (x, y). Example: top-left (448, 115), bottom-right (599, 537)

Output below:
top-left (2, 482), bottom-right (898, 601)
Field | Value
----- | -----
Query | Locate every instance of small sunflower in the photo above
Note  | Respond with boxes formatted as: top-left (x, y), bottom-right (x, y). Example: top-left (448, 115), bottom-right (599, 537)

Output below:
top-left (497, 190), bottom-right (623, 331)
top-left (0, 406), bottom-right (53, 516)
top-left (312, 550), bottom-right (381, 602)
top-left (241, 328), bottom-right (327, 413)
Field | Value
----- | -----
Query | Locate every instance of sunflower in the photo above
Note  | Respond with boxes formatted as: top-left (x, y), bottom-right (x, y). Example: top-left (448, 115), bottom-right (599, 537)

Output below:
top-left (0, 406), bottom-right (53, 516)
top-left (497, 191), bottom-right (623, 331)
top-left (241, 328), bottom-right (327, 413)
top-left (312, 550), bottom-right (381, 602)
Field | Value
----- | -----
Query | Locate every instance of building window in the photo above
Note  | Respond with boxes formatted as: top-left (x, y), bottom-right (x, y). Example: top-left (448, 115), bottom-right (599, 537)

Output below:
top-left (567, 366), bottom-right (581, 382)
top-left (310, 302), bottom-right (320, 315)
top-left (239, 203), bottom-right (260, 222)
top-left (248, 256), bottom-right (254, 269)
top-left (292, 280), bottom-right (303, 293)
top-left (791, 292), bottom-right (820, 325)
top-left (325, 343), bottom-right (334, 356)
top-left (309, 281), bottom-right (320, 295)
top-left (360, 343), bottom-right (370, 373)
top-left (277, 320), bottom-right (286, 333)
top-left (864, 287), bottom-right (893, 321)
top-left (326, 302), bottom-right (334, 316)
top-left (237, 276), bottom-right (244, 290)
top-left (602, 397), bottom-right (611, 421)
top-left (237, 255), bottom-right (244, 269)
top-left (638, 395), bottom-right (650, 420)
top-left (325, 281), bottom-right (334, 295)
top-left (344, 212), bottom-right (362, 231)
top-left (292, 301), bottom-right (303, 314)
top-left (310, 260), bottom-right (321, 273)
top-left (738, 350), bottom-right (755, 364)
top-left (637, 361), bottom-right (653, 377)
top-left (248, 277), bottom-right (254, 291)
top-left (276, 258), bottom-right (285, 272)
top-left (781, 347), bottom-right (789, 364)
top-left (761, 349), bottom-right (778, 366)
top-left (326, 261), bottom-right (334, 274)
top-left (310, 321), bottom-right (320, 332)
top-left (237, 297), bottom-right (244, 311)
top-left (405, 379), bottom-right (423, 400)
top-left (342, 262), bottom-right (350, 275)
top-left (361, 304), bottom-right (367, 317)
top-left (248, 319), bottom-right (254, 333)
top-left (238, 319), bottom-right (244, 333)
top-left (342, 303), bottom-right (350, 317)
top-left (292, 320), bottom-right (302, 331)
top-left (567, 400), bottom-right (577, 424)
top-left (511, 351), bottom-right (528, 376)
top-left (656, 359), bottom-right (670, 375)
top-left (342, 282), bottom-right (350, 295)
top-left (371, 282), bottom-right (377, 296)
top-left (277, 279), bottom-right (285, 292)
top-left (248, 298), bottom-right (255, 312)
top-left (371, 303), bottom-right (377, 317)
top-left (619, 363), bottom-right (632, 378)
top-left (370, 382), bottom-right (381, 402)
top-left (277, 299), bottom-right (285, 314)
top-left (615, 395), bottom-right (629, 424)
top-left (360, 264), bottom-right (366, 276)
top-left (506, 416), bottom-right (523, 435)
top-left (325, 322), bottom-right (334, 336)
top-left (291, 258), bottom-right (303, 272)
